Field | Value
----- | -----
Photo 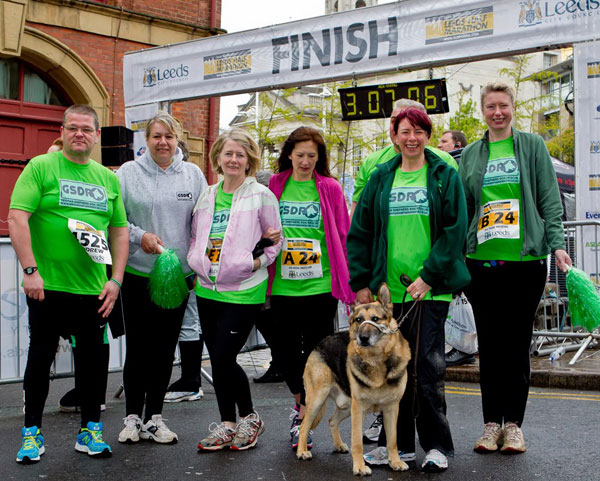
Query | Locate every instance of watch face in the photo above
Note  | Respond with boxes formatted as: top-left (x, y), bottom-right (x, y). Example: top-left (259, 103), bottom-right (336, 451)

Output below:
top-left (24, 267), bottom-right (38, 275)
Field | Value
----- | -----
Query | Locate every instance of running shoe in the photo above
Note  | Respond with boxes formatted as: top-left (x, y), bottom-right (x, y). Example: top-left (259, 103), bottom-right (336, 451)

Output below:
top-left (501, 422), bottom-right (526, 454)
top-left (16, 426), bottom-right (45, 464)
top-left (363, 413), bottom-right (383, 443)
top-left (75, 422), bottom-right (112, 457)
top-left (290, 416), bottom-right (313, 451)
top-left (363, 446), bottom-right (416, 466)
top-left (118, 414), bottom-right (142, 444)
top-left (198, 422), bottom-right (236, 451)
top-left (164, 388), bottom-right (204, 403)
top-left (139, 414), bottom-right (178, 444)
top-left (231, 411), bottom-right (265, 450)
top-left (421, 449), bottom-right (448, 472)
top-left (474, 422), bottom-right (503, 453)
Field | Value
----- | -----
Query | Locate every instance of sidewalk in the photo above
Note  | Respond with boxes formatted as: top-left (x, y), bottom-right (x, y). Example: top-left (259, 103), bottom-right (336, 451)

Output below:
top-left (445, 344), bottom-right (600, 390)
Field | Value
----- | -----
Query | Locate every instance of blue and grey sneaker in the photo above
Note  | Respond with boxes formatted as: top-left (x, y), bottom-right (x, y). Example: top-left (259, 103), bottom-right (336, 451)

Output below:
top-left (290, 417), bottom-right (312, 451)
top-left (16, 426), bottom-right (45, 464)
top-left (75, 422), bottom-right (112, 457)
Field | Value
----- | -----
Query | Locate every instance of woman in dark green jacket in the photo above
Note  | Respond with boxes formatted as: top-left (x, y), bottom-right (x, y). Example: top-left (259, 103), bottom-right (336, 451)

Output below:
top-left (348, 108), bottom-right (470, 473)
top-left (459, 81), bottom-right (571, 456)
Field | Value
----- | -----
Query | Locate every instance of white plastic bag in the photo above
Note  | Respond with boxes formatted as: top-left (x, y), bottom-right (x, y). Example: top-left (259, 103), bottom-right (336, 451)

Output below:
top-left (445, 293), bottom-right (478, 354)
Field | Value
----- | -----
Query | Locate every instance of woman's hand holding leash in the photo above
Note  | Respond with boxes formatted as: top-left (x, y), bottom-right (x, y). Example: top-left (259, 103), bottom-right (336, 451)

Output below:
top-left (406, 276), bottom-right (431, 301)
top-left (356, 288), bottom-right (373, 304)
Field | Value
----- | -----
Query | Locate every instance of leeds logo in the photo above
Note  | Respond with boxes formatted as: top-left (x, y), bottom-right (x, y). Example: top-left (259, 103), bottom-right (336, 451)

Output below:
top-left (143, 67), bottom-right (157, 88)
top-left (518, 0), bottom-right (542, 27)
top-left (591, 141), bottom-right (600, 154)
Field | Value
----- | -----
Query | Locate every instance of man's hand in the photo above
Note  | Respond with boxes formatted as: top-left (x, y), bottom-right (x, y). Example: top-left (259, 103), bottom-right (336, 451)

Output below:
top-left (23, 271), bottom-right (45, 301)
top-left (98, 280), bottom-right (120, 318)
top-left (356, 287), bottom-right (373, 304)
top-left (141, 232), bottom-right (165, 254)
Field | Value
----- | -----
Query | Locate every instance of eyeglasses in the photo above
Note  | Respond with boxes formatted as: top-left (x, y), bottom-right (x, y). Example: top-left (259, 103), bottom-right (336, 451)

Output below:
top-left (63, 126), bottom-right (96, 135)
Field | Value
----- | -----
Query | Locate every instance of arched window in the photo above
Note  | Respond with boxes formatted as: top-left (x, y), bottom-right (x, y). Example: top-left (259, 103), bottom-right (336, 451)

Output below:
top-left (355, 0), bottom-right (367, 7)
top-left (0, 58), bottom-right (67, 106)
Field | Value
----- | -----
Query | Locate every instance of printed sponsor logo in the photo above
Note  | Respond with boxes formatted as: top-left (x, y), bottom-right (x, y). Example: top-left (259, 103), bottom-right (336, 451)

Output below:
top-left (588, 61), bottom-right (600, 78)
top-left (143, 64), bottom-right (190, 88)
top-left (59, 180), bottom-right (107, 212)
top-left (519, 0), bottom-right (600, 27)
top-left (591, 141), bottom-right (600, 153)
top-left (204, 50), bottom-right (252, 80)
top-left (211, 209), bottom-right (230, 234)
top-left (279, 201), bottom-right (321, 229)
top-left (483, 157), bottom-right (519, 187)
top-left (389, 187), bottom-right (429, 216)
top-left (177, 191), bottom-right (193, 201)
top-left (585, 211), bottom-right (600, 219)
top-left (136, 146), bottom-right (146, 157)
top-left (585, 241), bottom-right (600, 252)
top-left (589, 174), bottom-right (600, 191)
top-left (425, 7), bottom-right (493, 44)
top-left (130, 119), bottom-right (148, 133)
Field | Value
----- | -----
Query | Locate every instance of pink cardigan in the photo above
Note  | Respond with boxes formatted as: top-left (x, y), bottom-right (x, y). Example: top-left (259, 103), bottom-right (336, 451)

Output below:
top-left (268, 169), bottom-right (355, 304)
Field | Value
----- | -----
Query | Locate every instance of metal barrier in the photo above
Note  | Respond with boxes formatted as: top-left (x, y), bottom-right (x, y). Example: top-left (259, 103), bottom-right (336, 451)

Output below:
top-left (533, 220), bottom-right (600, 364)
top-left (0, 237), bottom-right (126, 384)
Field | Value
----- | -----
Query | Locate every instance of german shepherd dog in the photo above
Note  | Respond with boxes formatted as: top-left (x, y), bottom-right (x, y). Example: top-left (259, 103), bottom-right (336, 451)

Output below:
top-left (296, 283), bottom-right (411, 476)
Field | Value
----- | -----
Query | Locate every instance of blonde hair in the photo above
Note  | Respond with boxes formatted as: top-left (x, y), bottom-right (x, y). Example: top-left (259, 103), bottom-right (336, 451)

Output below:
top-left (210, 128), bottom-right (260, 177)
top-left (480, 81), bottom-right (516, 111)
top-left (145, 111), bottom-right (183, 140)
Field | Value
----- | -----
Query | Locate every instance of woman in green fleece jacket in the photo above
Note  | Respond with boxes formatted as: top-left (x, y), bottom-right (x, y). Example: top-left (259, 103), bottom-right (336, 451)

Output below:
top-left (459, 81), bottom-right (571, 456)
top-left (348, 108), bottom-right (470, 473)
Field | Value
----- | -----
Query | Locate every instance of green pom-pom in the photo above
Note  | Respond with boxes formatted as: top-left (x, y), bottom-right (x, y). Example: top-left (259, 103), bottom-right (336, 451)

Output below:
top-left (149, 248), bottom-right (189, 309)
top-left (566, 267), bottom-right (600, 331)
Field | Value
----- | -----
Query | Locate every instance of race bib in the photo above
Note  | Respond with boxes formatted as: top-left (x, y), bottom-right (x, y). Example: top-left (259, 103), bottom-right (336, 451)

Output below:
top-left (206, 238), bottom-right (223, 277)
top-left (68, 218), bottom-right (112, 265)
top-left (280, 238), bottom-right (323, 280)
top-left (477, 199), bottom-right (520, 244)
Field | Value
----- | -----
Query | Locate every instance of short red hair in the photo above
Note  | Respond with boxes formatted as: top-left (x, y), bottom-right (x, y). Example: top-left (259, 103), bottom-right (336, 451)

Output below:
top-left (393, 108), bottom-right (432, 138)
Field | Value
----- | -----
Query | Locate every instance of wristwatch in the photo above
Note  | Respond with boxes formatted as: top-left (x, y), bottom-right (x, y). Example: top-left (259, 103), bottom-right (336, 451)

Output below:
top-left (23, 266), bottom-right (38, 275)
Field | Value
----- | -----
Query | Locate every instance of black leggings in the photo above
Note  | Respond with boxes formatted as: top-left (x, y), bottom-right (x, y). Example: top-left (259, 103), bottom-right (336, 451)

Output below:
top-left (270, 293), bottom-right (337, 405)
top-left (121, 272), bottom-right (188, 421)
top-left (196, 297), bottom-right (260, 422)
top-left (378, 301), bottom-right (454, 455)
top-left (465, 258), bottom-right (547, 427)
top-left (24, 291), bottom-right (108, 428)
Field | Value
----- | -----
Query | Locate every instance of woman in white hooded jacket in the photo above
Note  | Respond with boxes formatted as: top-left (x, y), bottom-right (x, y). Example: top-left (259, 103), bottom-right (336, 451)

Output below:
top-left (115, 111), bottom-right (207, 445)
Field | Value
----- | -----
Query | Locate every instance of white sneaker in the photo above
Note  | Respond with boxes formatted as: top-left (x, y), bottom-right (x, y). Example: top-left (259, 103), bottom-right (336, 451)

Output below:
top-left (118, 414), bottom-right (141, 444)
top-left (139, 414), bottom-right (178, 444)
top-left (363, 446), bottom-right (416, 466)
top-left (421, 449), bottom-right (448, 472)
top-left (164, 388), bottom-right (204, 403)
top-left (363, 413), bottom-right (383, 443)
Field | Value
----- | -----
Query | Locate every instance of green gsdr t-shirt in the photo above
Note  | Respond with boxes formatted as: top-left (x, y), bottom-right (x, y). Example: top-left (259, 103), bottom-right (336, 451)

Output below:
top-left (194, 184), bottom-right (267, 304)
top-left (352, 145), bottom-right (458, 202)
top-left (271, 177), bottom-right (331, 296)
top-left (9, 151), bottom-right (128, 295)
top-left (467, 137), bottom-right (545, 262)
top-left (386, 165), bottom-right (452, 304)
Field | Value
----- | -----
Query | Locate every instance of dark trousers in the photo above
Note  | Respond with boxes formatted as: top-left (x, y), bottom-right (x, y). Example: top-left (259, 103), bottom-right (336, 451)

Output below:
top-left (270, 293), bottom-right (337, 405)
top-left (24, 291), bottom-right (108, 428)
top-left (378, 301), bottom-right (454, 455)
top-left (121, 272), bottom-right (187, 421)
top-left (254, 305), bottom-right (283, 372)
top-left (465, 258), bottom-right (547, 427)
top-left (196, 297), bottom-right (260, 422)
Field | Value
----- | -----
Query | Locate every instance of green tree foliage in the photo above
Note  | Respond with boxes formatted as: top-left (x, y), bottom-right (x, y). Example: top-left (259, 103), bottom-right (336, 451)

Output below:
top-left (448, 94), bottom-right (486, 144)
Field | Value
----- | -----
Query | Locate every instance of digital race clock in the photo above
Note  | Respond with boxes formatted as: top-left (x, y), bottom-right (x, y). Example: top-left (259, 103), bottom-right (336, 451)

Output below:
top-left (338, 79), bottom-right (449, 121)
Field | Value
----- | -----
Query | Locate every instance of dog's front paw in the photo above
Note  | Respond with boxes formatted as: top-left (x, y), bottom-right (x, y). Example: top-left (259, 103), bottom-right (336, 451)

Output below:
top-left (389, 459), bottom-right (409, 472)
top-left (334, 442), bottom-right (349, 453)
top-left (297, 450), bottom-right (313, 461)
top-left (352, 463), bottom-right (372, 476)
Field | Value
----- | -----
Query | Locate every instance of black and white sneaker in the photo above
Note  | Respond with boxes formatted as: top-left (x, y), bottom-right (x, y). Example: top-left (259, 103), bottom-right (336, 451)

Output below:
top-left (363, 413), bottom-right (383, 443)
top-left (139, 415), bottom-right (178, 444)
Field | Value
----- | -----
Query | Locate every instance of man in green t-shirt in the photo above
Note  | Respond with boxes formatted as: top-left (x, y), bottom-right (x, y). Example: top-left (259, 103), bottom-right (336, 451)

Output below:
top-left (8, 105), bottom-right (129, 464)
top-left (350, 99), bottom-right (458, 218)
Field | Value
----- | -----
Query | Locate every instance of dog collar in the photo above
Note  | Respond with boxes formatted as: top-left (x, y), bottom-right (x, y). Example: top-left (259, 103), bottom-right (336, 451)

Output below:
top-left (359, 319), bottom-right (398, 335)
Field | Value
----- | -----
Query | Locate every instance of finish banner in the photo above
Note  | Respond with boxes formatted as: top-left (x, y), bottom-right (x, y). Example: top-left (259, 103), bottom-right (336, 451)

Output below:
top-left (123, 0), bottom-right (600, 107)
top-left (574, 40), bottom-right (600, 284)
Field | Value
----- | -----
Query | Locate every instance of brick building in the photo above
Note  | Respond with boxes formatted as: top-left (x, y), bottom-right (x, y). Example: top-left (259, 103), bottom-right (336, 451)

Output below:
top-left (1, 0), bottom-right (223, 172)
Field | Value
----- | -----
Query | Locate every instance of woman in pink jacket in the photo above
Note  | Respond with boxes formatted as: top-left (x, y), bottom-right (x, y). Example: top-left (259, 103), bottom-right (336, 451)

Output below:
top-left (188, 129), bottom-right (282, 452)
top-left (268, 126), bottom-right (354, 451)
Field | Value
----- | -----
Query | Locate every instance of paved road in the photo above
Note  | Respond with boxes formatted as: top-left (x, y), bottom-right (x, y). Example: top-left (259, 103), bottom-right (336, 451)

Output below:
top-left (0, 366), bottom-right (598, 481)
